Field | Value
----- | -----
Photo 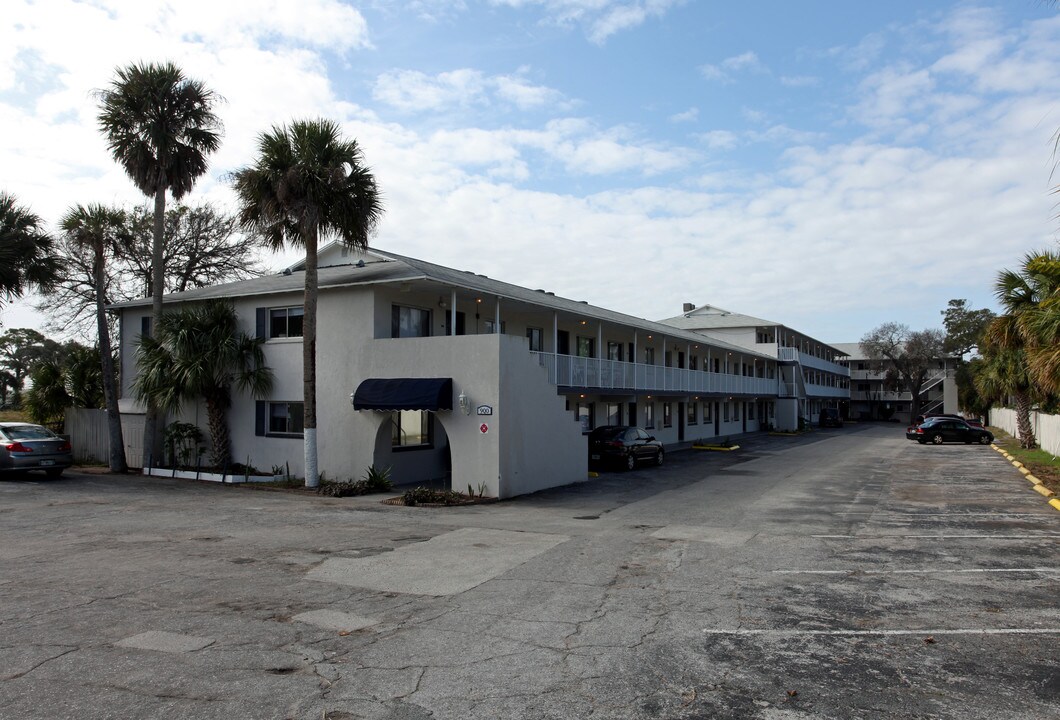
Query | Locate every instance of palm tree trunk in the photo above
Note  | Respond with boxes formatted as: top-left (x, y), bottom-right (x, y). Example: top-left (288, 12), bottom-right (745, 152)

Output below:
top-left (303, 222), bottom-right (319, 488)
top-left (1014, 391), bottom-right (1037, 449)
top-left (205, 393), bottom-right (231, 469)
top-left (95, 247), bottom-right (127, 473)
top-left (142, 184), bottom-right (166, 468)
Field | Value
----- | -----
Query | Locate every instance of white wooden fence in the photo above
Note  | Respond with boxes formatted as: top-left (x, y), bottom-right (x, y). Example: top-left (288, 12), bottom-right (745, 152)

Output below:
top-left (989, 407), bottom-right (1060, 456)
top-left (64, 408), bottom-right (145, 468)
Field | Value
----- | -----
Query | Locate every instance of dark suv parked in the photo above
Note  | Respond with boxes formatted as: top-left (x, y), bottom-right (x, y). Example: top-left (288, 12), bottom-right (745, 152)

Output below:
top-left (819, 408), bottom-right (843, 428)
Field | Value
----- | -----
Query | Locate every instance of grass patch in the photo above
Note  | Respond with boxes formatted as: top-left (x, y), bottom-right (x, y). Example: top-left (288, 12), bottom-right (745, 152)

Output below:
top-left (990, 427), bottom-right (1060, 494)
top-left (0, 410), bottom-right (29, 423)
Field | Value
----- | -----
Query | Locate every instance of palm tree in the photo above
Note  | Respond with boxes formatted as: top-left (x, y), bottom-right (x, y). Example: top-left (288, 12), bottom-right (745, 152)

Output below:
top-left (133, 301), bottom-right (273, 469)
top-left (0, 192), bottom-right (60, 316)
top-left (60, 205), bottom-right (130, 472)
top-left (1020, 250), bottom-right (1060, 396)
top-left (983, 252), bottom-right (1060, 449)
top-left (974, 336), bottom-right (1037, 448)
top-left (24, 344), bottom-right (105, 431)
top-left (231, 119), bottom-right (383, 487)
top-left (96, 61), bottom-right (222, 464)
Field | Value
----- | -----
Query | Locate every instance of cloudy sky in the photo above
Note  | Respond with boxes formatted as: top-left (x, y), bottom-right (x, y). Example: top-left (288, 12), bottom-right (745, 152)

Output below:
top-left (3, 0), bottom-right (1060, 343)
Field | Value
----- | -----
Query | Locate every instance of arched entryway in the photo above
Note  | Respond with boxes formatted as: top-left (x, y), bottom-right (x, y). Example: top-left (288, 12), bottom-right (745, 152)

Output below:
top-left (370, 411), bottom-right (452, 490)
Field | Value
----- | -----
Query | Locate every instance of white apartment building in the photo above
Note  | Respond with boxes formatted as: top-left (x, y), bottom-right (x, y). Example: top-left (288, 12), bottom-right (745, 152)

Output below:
top-left (831, 343), bottom-right (958, 424)
top-left (659, 304), bottom-right (850, 429)
top-left (114, 246), bottom-right (785, 499)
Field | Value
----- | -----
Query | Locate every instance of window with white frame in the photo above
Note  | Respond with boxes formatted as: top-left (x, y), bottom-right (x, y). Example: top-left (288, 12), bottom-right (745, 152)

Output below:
top-left (254, 401), bottom-right (304, 437)
top-left (644, 347), bottom-right (655, 365)
top-left (748, 403), bottom-right (755, 420)
top-left (606, 402), bottom-right (622, 426)
top-left (723, 402), bottom-right (730, 422)
top-left (645, 402), bottom-right (655, 429)
top-left (663, 402), bottom-right (672, 428)
top-left (733, 403), bottom-right (740, 421)
top-left (687, 402), bottom-right (697, 425)
top-left (704, 402), bottom-right (713, 422)
top-left (268, 306), bottom-right (304, 339)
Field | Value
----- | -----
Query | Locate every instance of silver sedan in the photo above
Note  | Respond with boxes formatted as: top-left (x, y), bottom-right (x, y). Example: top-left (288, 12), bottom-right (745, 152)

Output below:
top-left (0, 422), bottom-right (73, 478)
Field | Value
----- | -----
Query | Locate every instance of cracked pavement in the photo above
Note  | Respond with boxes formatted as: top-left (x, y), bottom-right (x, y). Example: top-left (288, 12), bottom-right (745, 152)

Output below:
top-left (0, 424), bottom-right (1057, 719)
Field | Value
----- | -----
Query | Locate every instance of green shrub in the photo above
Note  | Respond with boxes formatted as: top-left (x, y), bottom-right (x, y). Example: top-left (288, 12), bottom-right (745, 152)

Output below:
top-left (361, 464), bottom-right (392, 492)
top-left (317, 466), bottom-right (392, 497)
top-left (401, 487), bottom-right (468, 506)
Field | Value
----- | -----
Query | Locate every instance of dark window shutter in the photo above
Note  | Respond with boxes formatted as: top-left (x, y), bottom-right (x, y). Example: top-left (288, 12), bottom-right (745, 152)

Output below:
top-left (140, 316), bottom-right (152, 338)
top-left (256, 308), bottom-right (267, 340)
top-left (255, 401), bottom-right (267, 436)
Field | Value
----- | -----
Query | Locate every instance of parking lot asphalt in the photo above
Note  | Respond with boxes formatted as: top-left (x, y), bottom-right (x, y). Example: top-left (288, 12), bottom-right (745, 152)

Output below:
top-left (0, 424), bottom-right (1057, 719)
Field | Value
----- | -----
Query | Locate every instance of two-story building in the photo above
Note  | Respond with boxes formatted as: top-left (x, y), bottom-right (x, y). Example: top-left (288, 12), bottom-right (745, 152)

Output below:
top-left (658, 304), bottom-right (850, 429)
top-left (114, 246), bottom-right (784, 499)
top-left (831, 343), bottom-right (958, 424)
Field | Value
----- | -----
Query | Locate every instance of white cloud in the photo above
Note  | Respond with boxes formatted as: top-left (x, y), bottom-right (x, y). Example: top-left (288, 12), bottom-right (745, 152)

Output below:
top-left (780, 75), bottom-right (819, 88)
top-left (373, 68), bottom-right (565, 113)
top-left (488, 0), bottom-right (684, 44)
top-left (700, 51), bottom-right (767, 84)
top-left (373, 69), bottom-right (488, 112)
top-left (669, 107), bottom-right (698, 123)
top-left (3, 2), bottom-right (1060, 346)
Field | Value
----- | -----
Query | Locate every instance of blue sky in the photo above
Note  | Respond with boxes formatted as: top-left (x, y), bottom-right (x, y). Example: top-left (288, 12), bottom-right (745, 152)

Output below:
top-left (3, 0), bottom-right (1060, 344)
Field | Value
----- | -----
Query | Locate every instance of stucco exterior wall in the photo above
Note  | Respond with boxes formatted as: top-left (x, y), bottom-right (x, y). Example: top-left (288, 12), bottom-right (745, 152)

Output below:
top-left (498, 336), bottom-right (587, 497)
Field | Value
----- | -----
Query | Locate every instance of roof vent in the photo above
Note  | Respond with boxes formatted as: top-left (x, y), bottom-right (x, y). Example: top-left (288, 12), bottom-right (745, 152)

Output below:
top-left (683, 302), bottom-right (695, 313)
top-left (535, 289), bottom-right (545, 293)
top-left (356, 259), bottom-right (365, 268)
top-left (282, 268), bottom-right (292, 276)
top-left (546, 292), bottom-right (555, 296)
top-left (578, 300), bottom-right (588, 304)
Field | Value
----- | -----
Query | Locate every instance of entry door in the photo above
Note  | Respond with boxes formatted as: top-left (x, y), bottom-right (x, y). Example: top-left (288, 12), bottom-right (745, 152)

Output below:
top-left (742, 402), bottom-right (747, 433)
top-left (628, 402), bottom-right (637, 428)
top-left (678, 402), bottom-right (685, 442)
top-left (714, 402), bottom-right (720, 436)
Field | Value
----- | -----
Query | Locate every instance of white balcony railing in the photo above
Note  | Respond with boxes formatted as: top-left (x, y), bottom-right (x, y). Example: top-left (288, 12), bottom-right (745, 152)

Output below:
top-left (805, 384), bottom-right (849, 398)
top-left (778, 347), bottom-right (850, 376)
top-left (530, 352), bottom-right (779, 396)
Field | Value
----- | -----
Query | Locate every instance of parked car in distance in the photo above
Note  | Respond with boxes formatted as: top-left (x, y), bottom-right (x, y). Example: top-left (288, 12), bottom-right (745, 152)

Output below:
top-left (588, 425), bottom-right (664, 470)
top-left (0, 422), bottom-right (73, 477)
top-left (819, 408), bottom-right (844, 428)
top-left (913, 417), bottom-right (993, 445)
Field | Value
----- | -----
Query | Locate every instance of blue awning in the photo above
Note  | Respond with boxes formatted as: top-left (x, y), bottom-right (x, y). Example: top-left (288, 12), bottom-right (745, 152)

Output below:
top-left (352, 378), bottom-right (453, 411)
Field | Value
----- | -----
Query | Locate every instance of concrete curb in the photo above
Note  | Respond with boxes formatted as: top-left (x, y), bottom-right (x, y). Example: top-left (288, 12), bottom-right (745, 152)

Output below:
top-left (692, 444), bottom-right (740, 452)
top-left (993, 443), bottom-right (1060, 511)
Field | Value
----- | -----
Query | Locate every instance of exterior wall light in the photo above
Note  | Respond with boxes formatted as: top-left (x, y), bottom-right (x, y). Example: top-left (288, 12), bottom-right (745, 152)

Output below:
top-left (458, 391), bottom-right (471, 415)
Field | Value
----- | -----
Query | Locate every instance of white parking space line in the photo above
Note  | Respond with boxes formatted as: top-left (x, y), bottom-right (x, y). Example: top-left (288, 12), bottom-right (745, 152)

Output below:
top-left (703, 628), bottom-right (1060, 637)
top-left (771, 568), bottom-right (1059, 575)
top-left (812, 534), bottom-right (1060, 539)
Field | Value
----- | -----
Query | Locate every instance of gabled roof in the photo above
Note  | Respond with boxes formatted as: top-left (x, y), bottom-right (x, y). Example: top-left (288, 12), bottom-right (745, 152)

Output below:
top-left (111, 245), bottom-right (774, 360)
top-left (658, 303), bottom-right (780, 331)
